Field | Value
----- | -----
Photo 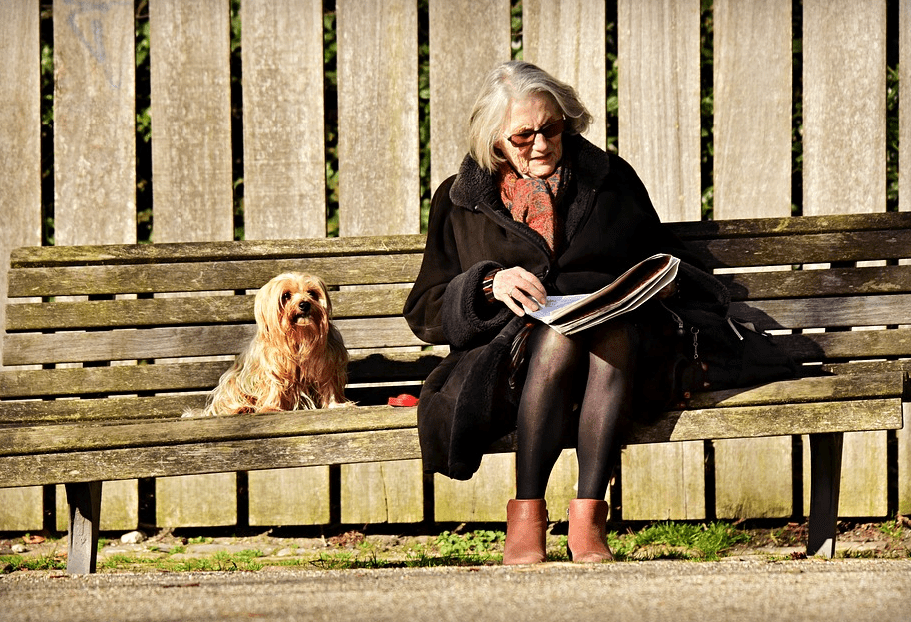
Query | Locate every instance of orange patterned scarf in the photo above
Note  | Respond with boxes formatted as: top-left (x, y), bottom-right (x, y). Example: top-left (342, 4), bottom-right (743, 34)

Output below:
top-left (498, 163), bottom-right (570, 256)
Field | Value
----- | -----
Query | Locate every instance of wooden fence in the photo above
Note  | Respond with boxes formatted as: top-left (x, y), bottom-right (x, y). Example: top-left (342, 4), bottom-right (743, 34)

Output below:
top-left (1, 0), bottom-right (909, 532)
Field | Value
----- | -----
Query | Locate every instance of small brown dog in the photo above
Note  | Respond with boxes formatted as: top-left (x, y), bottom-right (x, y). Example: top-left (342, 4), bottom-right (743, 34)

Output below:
top-left (189, 272), bottom-right (349, 416)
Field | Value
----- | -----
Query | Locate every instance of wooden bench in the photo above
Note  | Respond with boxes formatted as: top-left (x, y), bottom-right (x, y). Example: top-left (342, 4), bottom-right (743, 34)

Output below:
top-left (1, 212), bottom-right (908, 573)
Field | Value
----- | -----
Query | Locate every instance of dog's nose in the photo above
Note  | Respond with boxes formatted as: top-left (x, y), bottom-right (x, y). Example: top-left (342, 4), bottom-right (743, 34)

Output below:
top-left (298, 300), bottom-right (311, 314)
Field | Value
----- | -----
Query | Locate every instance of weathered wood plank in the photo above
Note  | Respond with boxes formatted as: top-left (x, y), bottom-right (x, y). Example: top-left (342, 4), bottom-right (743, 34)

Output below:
top-left (7, 254), bottom-right (424, 298)
top-left (242, 0), bottom-right (326, 240)
top-left (340, 460), bottom-right (425, 524)
top-left (319, 0), bottom-right (426, 524)
top-left (149, 0), bottom-right (233, 243)
top-left (433, 453), bottom-right (515, 523)
top-left (625, 398), bottom-right (903, 445)
top-left (149, 0), bottom-right (239, 530)
top-left (155, 473), bottom-right (237, 528)
top-left (0, 395), bottom-right (208, 425)
top-left (10, 231), bottom-right (911, 301)
top-left (52, 0), bottom-right (135, 247)
top-left (803, 430), bottom-right (889, 519)
top-left (248, 466), bottom-right (330, 526)
top-left (720, 264), bottom-right (911, 302)
top-left (10, 212), bottom-right (911, 271)
top-left (426, 0), bottom-right (510, 521)
top-left (2, 317), bottom-right (423, 366)
top-left (8, 234), bottom-right (428, 269)
top-left (713, 0), bottom-right (791, 220)
top-left (687, 230), bottom-right (911, 270)
top-left (900, 403), bottom-right (911, 515)
top-left (897, 0), bottom-right (911, 518)
top-left (56, 480), bottom-right (138, 532)
top-left (0, 428), bottom-right (424, 488)
top-left (714, 437), bottom-right (792, 519)
top-left (903, 0), bottom-right (910, 222)
top-left (0, 487), bottom-right (43, 531)
top-left (524, 0), bottom-right (607, 149)
top-left (0, 404), bottom-right (419, 457)
top-left (428, 0), bottom-right (510, 193)
top-left (3, 396), bottom-right (901, 474)
top-left (777, 329), bottom-right (911, 362)
top-left (733, 295), bottom-right (911, 330)
top-left (51, 0), bottom-right (139, 538)
top-left (336, 0), bottom-right (419, 235)
top-left (0, 350), bottom-right (444, 402)
top-left (6, 287), bottom-right (414, 331)
top-left (0, 0), bottom-right (41, 355)
top-left (801, 0), bottom-right (890, 524)
top-left (241, 0), bottom-right (333, 526)
top-left (0, 0), bottom-right (42, 531)
top-left (2, 366), bottom-right (896, 417)
top-left (802, 0), bottom-right (886, 218)
top-left (618, 0), bottom-right (701, 221)
top-left (621, 441), bottom-right (705, 521)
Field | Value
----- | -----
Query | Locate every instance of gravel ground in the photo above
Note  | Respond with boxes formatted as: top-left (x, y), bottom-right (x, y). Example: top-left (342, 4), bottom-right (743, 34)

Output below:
top-left (2, 558), bottom-right (910, 622)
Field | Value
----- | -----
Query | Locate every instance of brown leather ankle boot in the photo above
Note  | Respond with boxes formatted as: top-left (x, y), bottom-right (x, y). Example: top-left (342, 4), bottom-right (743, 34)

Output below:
top-left (503, 498), bottom-right (548, 565)
top-left (567, 498), bottom-right (613, 563)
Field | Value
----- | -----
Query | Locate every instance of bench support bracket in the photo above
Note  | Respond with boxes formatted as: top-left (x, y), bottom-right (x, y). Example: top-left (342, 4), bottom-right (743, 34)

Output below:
top-left (65, 481), bottom-right (102, 574)
top-left (806, 432), bottom-right (844, 558)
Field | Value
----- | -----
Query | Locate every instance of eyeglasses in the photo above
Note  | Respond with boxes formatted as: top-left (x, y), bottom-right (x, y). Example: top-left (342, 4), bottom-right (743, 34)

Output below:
top-left (503, 118), bottom-right (565, 148)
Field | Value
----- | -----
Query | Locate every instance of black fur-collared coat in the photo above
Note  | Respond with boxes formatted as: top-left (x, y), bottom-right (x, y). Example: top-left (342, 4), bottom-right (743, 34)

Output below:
top-left (403, 134), bottom-right (705, 480)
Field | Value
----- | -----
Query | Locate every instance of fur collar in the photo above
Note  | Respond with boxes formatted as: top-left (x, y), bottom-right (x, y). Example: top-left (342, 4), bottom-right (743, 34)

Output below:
top-left (449, 134), bottom-right (611, 211)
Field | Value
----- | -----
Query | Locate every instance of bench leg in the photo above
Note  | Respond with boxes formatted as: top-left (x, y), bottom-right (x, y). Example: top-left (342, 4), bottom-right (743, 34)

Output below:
top-left (65, 482), bottom-right (102, 574)
top-left (806, 433), bottom-right (843, 558)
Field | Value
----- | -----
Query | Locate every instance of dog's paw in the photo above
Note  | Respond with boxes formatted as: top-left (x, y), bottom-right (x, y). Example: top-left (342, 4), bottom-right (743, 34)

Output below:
top-left (181, 408), bottom-right (214, 418)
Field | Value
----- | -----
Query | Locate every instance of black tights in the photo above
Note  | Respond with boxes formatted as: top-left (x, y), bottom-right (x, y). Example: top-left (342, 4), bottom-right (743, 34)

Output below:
top-left (514, 321), bottom-right (638, 500)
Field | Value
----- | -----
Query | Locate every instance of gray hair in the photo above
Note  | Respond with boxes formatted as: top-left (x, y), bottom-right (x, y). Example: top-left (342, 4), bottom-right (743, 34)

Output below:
top-left (468, 60), bottom-right (593, 172)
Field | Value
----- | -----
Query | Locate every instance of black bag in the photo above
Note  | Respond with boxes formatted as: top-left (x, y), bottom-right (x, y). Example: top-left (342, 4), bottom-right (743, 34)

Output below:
top-left (635, 262), bottom-right (799, 413)
top-left (661, 302), bottom-right (799, 394)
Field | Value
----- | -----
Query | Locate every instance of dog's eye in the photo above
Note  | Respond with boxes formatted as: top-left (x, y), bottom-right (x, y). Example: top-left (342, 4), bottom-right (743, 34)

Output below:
top-left (280, 291), bottom-right (292, 306)
top-left (307, 289), bottom-right (320, 300)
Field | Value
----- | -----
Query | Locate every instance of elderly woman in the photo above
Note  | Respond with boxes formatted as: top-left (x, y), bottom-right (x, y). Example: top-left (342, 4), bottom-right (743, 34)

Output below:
top-left (404, 61), bottom-right (699, 564)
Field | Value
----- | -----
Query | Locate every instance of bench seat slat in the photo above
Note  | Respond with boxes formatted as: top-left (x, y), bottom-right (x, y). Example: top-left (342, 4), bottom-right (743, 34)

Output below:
top-left (5, 288), bottom-right (412, 331)
top-left (0, 427), bottom-right (424, 488)
top-left (623, 398), bottom-right (904, 444)
top-left (0, 395), bottom-right (902, 489)
top-left (2, 373), bottom-right (903, 457)
top-left (7, 255), bottom-right (424, 298)
top-left (1, 405), bottom-right (419, 457)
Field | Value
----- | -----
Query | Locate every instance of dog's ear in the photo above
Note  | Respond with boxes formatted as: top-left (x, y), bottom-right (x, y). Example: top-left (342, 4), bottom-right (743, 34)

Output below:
top-left (253, 275), bottom-right (286, 334)
top-left (313, 276), bottom-right (332, 316)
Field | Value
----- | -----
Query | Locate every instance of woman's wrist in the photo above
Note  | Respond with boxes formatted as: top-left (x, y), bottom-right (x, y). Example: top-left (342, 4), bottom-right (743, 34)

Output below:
top-left (482, 268), bottom-right (503, 303)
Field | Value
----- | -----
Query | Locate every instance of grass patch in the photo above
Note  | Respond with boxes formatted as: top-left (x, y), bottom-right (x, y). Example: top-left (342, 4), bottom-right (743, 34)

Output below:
top-left (609, 521), bottom-right (750, 561)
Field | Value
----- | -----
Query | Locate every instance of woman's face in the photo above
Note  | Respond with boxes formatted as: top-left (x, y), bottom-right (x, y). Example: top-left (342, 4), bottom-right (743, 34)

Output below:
top-left (497, 93), bottom-right (564, 179)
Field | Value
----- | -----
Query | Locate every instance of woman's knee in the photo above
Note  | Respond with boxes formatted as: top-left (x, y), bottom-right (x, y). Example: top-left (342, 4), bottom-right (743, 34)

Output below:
top-left (587, 321), bottom-right (638, 371)
top-left (525, 326), bottom-right (583, 380)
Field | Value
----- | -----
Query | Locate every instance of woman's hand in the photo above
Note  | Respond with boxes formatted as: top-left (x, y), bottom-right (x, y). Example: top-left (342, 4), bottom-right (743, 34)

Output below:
top-left (492, 267), bottom-right (548, 316)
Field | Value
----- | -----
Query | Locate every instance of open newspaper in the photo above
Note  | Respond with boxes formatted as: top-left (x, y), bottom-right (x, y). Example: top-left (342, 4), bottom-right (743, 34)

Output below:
top-left (524, 253), bottom-right (680, 335)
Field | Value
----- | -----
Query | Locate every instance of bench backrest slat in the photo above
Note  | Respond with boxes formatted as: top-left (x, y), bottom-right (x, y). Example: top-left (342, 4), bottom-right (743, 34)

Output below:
top-left (5, 288), bottom-right (412, 332)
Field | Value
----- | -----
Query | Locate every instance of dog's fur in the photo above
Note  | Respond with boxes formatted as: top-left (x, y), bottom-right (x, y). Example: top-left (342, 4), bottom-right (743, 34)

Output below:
top-left (189, 273), bottom-right (349, 416)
